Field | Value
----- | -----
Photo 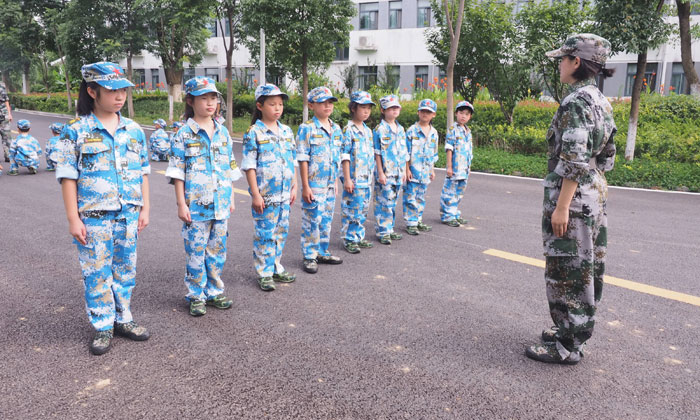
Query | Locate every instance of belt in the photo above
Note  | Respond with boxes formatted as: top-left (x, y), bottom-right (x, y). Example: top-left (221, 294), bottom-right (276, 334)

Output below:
top-left (548, 157), bottom-right (598, 172)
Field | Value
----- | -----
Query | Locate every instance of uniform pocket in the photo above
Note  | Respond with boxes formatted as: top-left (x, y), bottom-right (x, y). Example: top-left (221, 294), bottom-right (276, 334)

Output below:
top-left (125, 142), bottom-right (142, 170)
top-left (80, 142), bottom-right (112, 172)
top-left (544, 237), bottom-right (578, 257)
top-left (185, 146), bottom-right (206, 171)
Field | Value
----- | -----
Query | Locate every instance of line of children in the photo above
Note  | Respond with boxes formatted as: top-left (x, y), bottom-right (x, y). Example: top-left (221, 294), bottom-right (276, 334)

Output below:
top-left (46, 123), bottom-right (64, 171)
top-left (241, 84), bottom-right (298, 291)
top-left (166, 76), bottom-right (242, 316)
top-left (297, 87), bottom-right (344, 274)
top-left (8, 119), bottom-right (42, 175)
top-left (440, 101), bottom-right (474, 227)
top-left (56, 61), bottom-right (151, 355)
top-left (149, 119), bottom-right (171, 161)
top-left (340, 91), bottom-right (376, 254)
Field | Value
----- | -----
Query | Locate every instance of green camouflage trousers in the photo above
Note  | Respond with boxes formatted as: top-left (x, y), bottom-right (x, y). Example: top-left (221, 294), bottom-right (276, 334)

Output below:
top-left (542, 170), bottom-right (608, 360)
top-left (1, 120), bottom-right (10, 161)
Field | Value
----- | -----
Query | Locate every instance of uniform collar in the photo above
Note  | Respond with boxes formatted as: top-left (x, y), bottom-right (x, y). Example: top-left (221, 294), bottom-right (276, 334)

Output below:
top-left (312, 115), bottom-right (335, 133)
top-left (87, 112), bottom-right (127, 132)
top-left (570, 77), bottom-right (596, 92)
top-left (380, 119), bottom-right (398, 134)
top-left (255, 119), bottom-right (283, 134)
top-left (349, 121), bottom-right (368, 133)
top-left (187, 117), bottom-right (221, 139)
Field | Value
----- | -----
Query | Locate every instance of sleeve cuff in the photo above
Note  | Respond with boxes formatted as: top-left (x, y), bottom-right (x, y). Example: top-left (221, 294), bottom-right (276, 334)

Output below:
top-left (297, 153), bottom-right (310, 162)
top-left (230, 168), bottom-right (243, 182)
top-left (165, 166), bottom-right (185, 183)
top-left (445, 144), bottom-right (454, 151)
top-left (56, 167), bottom-right (79, 183)
top-left (341, 153), bottom-right (351, 162)
top-left (553, 159), bottom-right (589, 184)
top-left (141, 164), bottom-right (151, 175)
top-left (374, 148), bottom-right (381, 155)
top-left (240, 156), bottom-right (257, 171)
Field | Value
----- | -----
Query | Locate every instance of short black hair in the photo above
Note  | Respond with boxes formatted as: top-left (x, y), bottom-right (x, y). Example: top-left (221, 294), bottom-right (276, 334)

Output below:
top-left (567, 55), bottom-right (616, 81)
top-left (18, 128), bottom-right (30, 133)
top-left (77, 81), bottom-right (102, 116)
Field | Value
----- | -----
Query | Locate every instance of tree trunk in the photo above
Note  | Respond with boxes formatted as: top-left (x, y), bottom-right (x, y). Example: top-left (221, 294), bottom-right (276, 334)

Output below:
top-left (443, 0), bottom-right (465, 128)
top-left (626, 53), bottom-right (647, 161)
top-left (52, 26), bottom-right (72, 111)
top-left (2, 72), bottom-right (13, 92)
top-left (226, 64), bottom-right (233, 134)
top-left (302, 55), bottom-right (309, 122)
top-left (22, 63), bottom-right (30, 94)
top-left (676, 0), bottom-right (700, 96)
top-left (126, 54), bottom-right (135, 118)
top-left (165, 67), bottom-right (184, 103)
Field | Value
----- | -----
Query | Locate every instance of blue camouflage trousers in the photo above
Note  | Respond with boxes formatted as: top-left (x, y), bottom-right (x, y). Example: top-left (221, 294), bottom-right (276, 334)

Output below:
top-left (182, 219), bottom-right (228, 302)
top-left (301, 187), bottom-right (336, 260)
top-left (402, 181), bottom-right (429, 227)
top-left (340, 187), bottom-right (371, 243)
top-left (439, 177), bottom-right (468, 221)
top-left (46, 158), bottom-right (57, 170)
top-left (374, 180), bottom-right (401, 237)
top-left (0, 120), bottom-right (10, 161)
top-left (10, 153), bottom-right (39, 172)
top-left (76, 205), bottom-right (140, 331)
top-left (252, 202), bottom-right (290, 278)
top-left (151, 151), bottom-right (169, 162)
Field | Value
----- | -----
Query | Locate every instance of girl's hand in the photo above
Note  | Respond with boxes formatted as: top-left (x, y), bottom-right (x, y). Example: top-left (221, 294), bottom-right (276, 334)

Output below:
top-left (302, 187), bottom-right (314, 204)
top-left (430, 170), bottom-right (435, 181)
top-left (230, 201), bottom-right (236, 214)
top-left (344, 178), bottom-right (354, 194)
top-left (252, 193), bottom-right (265, 214)
top-left (551, 206), bottom-right (569, 238)
top-left (138, 208), bottom-right (150, 234)
top-left (290, 182), bottom-right (298, 206)
top-left (178, 203), bottom-right (192, 223)
top-left (446, 168), bottom-right (453, 178)
top-left (69, 218), bottom-right (87, 246)
top-left (378, 173), bottom-right (387, 185)
top-left (406, 169), bottom-right (413, 182)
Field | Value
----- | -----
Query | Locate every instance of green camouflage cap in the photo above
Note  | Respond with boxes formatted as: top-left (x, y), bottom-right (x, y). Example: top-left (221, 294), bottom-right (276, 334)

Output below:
top-left (546, 33), bottom-right (611, 65)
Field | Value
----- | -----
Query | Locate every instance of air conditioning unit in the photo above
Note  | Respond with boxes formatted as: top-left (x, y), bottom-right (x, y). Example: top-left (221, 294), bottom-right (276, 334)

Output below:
top-left (356, 36), bottom-right (377, 51)
top-left (208, 43), bottom-right (219, 54)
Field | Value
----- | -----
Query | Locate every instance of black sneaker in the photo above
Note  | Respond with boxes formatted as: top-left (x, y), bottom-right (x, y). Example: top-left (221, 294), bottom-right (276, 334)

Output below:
top-left (525, 343), bottom-right (580, 365)
top-left (303, 259), bottom-right (318, 274)
top-left (541, 326), bottom-right (558, 343)
top-left (90, 329), bottom-right (113, 355)
top-left (317, 255), bottom-right (343, 265)
top-left (114, 321), bottom-right (150, 341)
top-left (28, 167), bottom-right (37, 174)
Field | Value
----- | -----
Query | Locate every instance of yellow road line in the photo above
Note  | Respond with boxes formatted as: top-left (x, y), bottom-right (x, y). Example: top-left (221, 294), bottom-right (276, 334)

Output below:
top-left (155, 170), bottom-right (250, 196)
top-left (483, 249), bottom-right (700, 307)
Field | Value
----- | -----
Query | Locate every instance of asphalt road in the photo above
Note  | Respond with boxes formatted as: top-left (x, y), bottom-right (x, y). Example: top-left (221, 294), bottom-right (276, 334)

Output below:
top-left (1, 110), bottom-right (699, 419)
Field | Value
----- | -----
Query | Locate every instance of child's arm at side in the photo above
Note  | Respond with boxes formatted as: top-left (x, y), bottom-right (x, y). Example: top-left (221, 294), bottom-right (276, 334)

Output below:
top-left (296, 124), bottom-right (314, 203)
top-left (173, 179), bottom-right (191, 222)
top-left (245, 169), bottom-right (264, 214)
top-left (61, 179), bottom-right (86, 245)
top-left (373, 129), bottom-right (386, 185)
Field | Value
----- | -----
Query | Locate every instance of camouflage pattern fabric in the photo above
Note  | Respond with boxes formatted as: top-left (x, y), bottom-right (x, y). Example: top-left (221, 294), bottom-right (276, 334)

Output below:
top-left (443, 122), bottom-right (472, 180)
top-left (373, 119), bottom-right (408, 183)
top-left (9, 133), bottom-right (42, 171)
top-left (541, 77), bottom-right (616, 360)
top-left (403, 181), bottom-right (429, 227)
top-left (182, 219), bottom-right (228, 302)
top-left (373, 182), bottom-right (400, 237)
top-left (0, 83), bottom-right (10, 161)
top-left (340, 121), bottom-right (374, 244)
top-left (341, 187), bottom-right (371, 243)
top-left (77, 205), bottom-right (139, 331)
top-left (439, 178), bottom-right (468, 222)
top-left (252, 203), bottom-right (290, 278)
top-left (149, 128), bottom-right (171, 161)
top-left (403, 122), bottom-right (438, 227)
top-left (301, 186), bottom-right (336, 260)
top-left (546, 33), bottom-right (612, 66)
top-left (45, 134), bottom-right (61, 170)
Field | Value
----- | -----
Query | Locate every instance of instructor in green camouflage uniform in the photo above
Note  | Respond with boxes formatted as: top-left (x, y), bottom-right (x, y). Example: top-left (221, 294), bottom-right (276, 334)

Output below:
top-left (526, 34), bottom-right (617, 365)
top-left (0, 81), bottom-right (13, 162)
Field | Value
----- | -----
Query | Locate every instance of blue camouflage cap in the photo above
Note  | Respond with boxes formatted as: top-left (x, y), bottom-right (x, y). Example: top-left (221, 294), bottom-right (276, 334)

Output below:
top-left (418, 99), bottom-right (437, 113)
top-left (455, 100), bottom-right (474, 113)
top-left (172, 121), bottom-right (184, 129)
top-left (49, 122), bottom-right (64, 133)
top-left (307, 86), bottom-right (337, 103)
top-left (17, 119), bottom-right (30, 130)
top-left (81, 61), bottom-right (134, 90)
top-left (255, 83), bottom-right (289, 100)
top-left (184, 76), bottom-right (219, 96)
top-left (350, 91), bottom-right (375, 105)
top-left (379, 94), bottom-right (401, 109)
top-left (153, 119), bottom-right (167, 127)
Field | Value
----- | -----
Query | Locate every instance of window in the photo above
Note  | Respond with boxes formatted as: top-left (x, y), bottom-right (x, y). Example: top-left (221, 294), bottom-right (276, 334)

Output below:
top-left (415, 66), bottom-right (429, 90)
top-left (358, 66), bottom-right (377, 90)
top-left (151, 69), bottom-right (160, 89)
top-left (389, 1), bottom-right (402, 29)
top-left (207, 20), bottom-right (218, 37)
top-left (417, 0), bottom-right (431, 28)
top-left (359, 3), bottom-right (379, 30)
top-left (183, 67), bottom-right (196, 84)
top-left (224, 19), bottom-right (231, 37)
top-left (624, 63), bottom-right (658, 96)
top-left (382, 65), bottom-right (400, 89)
top-left (670, 63), bottom-right (689, 94)
top-left (205, 68), bottom-right (219, 82)
top-left (266, 68), bottom-right (284, 88)
top-left (132, 69), bottom-right (145, 87)
top-left (335, 42), bottom-right (350, 61)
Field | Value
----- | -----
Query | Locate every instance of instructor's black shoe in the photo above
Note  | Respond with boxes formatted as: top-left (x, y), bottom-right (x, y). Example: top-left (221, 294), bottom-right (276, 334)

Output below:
top-left (114, 321), bottom-right (150, 341)
top-left (303, 259), bottom-right (318, 274)
top-left (317, 255), bottom-right (343, 265)
top-left (90, 329), bottom-right (113, 355)
top-left (525, 343), bottom-right (580, 365)
top-left (541, 326), bottom-right (558, 343)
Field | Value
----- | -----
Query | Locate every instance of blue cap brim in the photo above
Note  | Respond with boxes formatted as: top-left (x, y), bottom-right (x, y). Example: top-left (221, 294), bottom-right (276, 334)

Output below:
top-left (354, 100), bottom-right (376, 105)
top-left (418, 106), bottom-right (436, 112)
top-left (95, 79), bottom-right (135, 90)
top-left (311, 96), bottom-right (338, 103)
top-left (189, 86), bottom-right (220, 96)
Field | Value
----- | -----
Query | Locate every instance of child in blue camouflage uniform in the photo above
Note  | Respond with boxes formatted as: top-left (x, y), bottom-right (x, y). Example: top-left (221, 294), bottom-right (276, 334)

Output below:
top-left (298, 86), bottom-right (344, 274)
top-left (8, 119), bottom-right (41, 175)
top-left (403, 99), bottom-right (439, 235)
top-left (340, 91), bottom-right (376, 254)
top-left (440, 101), bottom-right (474, 227)
top-left (373, 95), bottom-right (409, 245)
top-left (166, 76), bottom-right (242, 316)
top-left (45, 123), bottom-right (63, 171)
top-left (149, 118), bottom-right (170, 161)
top-left (55, 61), bottom-right (151, 355)
top-left (242, 84), bottom-right (298, 291)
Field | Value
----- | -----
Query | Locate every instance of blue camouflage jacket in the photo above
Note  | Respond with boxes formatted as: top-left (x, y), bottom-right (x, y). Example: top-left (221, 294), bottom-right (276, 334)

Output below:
top-left (46, 135), bottom-right (60, 163)
top-left (241, 120), bottom-right (297, 204)
top-left (445, 122), bottom-right (472, 180)
top-left (166, 118), bottom-right (242, 221)
top-left (341, 121), bottom-right (374, 189)
top-left (149, 128), bottom-right (171, 155)
top-left (55, 113), bottom-right (150, 212)
top-left (373, 119), bottom-right (408, 184)
top-left (405, 122), bottom-right (439, 184)
top-left (296, 116), bottom-right (342, 193)
top-left (11, 134), bottom-right (42, 163)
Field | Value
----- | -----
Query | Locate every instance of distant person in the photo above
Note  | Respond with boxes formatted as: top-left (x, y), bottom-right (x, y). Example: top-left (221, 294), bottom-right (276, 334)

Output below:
top-left (55, 61), bottom-right (151, 355)
top-left (403, 99), bottom-right (439, 235)
top-left (439, 100), bottom-right (474, 227)
top-left (0, 80), bottom-right (12, 162)
top-left (45, 123), bottom-right (64, 171)
top-left (166, 77), bottom-right (242, 316)
top-left (525, 34), bottom-right (617, 365)
top-left (8, 119), bottom-right (41, 175)
top-left (149, 119), bottom-right (170, 161)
